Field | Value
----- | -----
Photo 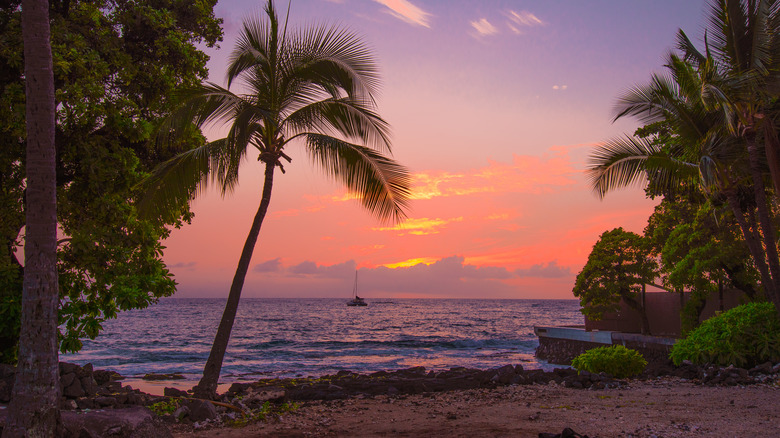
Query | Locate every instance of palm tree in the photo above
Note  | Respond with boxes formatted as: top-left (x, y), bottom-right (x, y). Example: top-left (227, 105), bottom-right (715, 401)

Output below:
top-left (142, 0), bottom-right (411, 399)
top-left (588, 0), bottom-right (780, 313)
top-left (4, 0), bottom-right (62, 436)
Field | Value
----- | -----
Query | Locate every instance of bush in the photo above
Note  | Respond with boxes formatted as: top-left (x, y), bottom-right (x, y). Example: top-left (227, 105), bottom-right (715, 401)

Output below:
top-left (571, 345), bottom-right (647, 378)
top-left (669, 302), bottom-right (780, 368)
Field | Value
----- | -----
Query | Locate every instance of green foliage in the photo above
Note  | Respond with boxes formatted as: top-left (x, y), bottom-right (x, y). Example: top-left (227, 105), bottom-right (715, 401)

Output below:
top-left (573, 228), bottom-right (657, 322)
top-left (670, 302), bottom-right (780, 367)
top-left (149, 398), bottom-right (182, 416)
top-left (571, 345), bottom-right (648, 378)
top-left (228, 401), bottom-right (300, 428)
top-left (0, 0), bottom-right (222, 360)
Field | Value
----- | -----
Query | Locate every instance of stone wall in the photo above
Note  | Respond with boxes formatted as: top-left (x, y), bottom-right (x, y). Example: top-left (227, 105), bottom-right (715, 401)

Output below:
top-left (535, 330), bottom-right (676, 365)
top-left (535, 336), bottom-right (607, 366)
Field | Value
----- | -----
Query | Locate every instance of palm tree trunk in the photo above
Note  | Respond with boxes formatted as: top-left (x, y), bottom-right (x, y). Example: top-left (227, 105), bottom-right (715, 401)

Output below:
top-left (746, 136), bottom-right (780, 307)
top-left (194, 161), bottom-right (276, 400)
top-left (3, 0), bottom-right (62, 436)
top-left (725, 187), bottom-right (775, 299)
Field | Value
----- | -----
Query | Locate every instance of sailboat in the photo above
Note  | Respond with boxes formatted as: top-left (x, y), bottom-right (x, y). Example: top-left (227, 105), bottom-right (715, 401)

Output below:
top-left (346, 270), bottom-right (367, 306)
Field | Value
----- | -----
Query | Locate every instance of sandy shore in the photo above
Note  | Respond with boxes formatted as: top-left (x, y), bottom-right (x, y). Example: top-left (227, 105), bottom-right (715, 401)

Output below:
top-left (171, 377), bottom-right (780, 437)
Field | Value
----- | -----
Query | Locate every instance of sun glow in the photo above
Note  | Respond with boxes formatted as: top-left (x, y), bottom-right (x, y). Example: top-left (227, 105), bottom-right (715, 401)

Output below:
top-left (382, 257), bottom-right (439, 268)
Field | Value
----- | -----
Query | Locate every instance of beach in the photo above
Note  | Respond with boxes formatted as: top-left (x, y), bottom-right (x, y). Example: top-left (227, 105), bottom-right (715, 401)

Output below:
top-left (171, 377), bottom-right (780, 437)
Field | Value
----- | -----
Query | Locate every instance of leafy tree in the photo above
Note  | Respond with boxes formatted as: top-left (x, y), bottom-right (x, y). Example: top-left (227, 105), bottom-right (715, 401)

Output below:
top-left (143, 0), bottom-right (411, 399)
top-left (645, 197), bottom-right (759, 331)
top-left (573, 228), bottom-right (659, 334)
top-left (0, 0), bottom-right (222, 361)
top-left (3, 0), bottom-right (61, 435)
top-left (587, 0), bottom-right (780, 315)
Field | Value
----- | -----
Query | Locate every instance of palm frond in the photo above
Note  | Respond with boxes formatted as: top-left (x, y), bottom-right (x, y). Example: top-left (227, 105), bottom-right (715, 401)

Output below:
top-left (285, 98), bottom-right (391, 151)
top-left (137, 139), bottom-right (236, 222)
top-left (588, 136), bottom-right (698, 198)
top-left (306, 133), bottom-right (410, 224)
top-left (290, 24), bottom-right (382, 100)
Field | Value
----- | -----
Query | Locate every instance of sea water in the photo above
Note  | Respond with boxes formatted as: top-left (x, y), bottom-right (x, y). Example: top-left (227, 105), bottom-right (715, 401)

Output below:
top-left (61, 298), bottom-right (582, 384)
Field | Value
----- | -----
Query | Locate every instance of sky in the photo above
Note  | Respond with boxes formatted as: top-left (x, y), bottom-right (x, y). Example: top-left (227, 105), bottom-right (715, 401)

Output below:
top-left (162, 0), bottom-right (710, 299)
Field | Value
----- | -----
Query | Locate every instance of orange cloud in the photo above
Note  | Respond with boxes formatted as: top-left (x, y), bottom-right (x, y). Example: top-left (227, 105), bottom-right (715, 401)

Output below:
top-left (372, 216), bottom-right (463, 235)
top-left (382, 257), bottom-right (438, 268)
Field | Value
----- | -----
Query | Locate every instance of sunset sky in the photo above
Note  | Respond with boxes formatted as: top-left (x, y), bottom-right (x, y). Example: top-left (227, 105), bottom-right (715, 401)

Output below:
top-left (163, 0), bottom-right (709, 299)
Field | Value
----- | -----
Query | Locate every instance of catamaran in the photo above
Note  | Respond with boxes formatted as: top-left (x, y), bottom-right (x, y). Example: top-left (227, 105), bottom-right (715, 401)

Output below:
top-left (347, 271), bottom-right (367, 306)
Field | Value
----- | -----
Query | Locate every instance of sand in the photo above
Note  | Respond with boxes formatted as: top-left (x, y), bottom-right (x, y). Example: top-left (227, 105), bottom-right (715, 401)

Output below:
top-left (171, 377), bottom-right (780, 437)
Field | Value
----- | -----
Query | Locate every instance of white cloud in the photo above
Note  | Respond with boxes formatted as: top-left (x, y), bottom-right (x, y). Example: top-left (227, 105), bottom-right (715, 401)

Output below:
top-left (374, 0), bottom-right (431, 27)
top-left (471, 18), bottom-right (498, 36)
top-left (552, 85), bottom-right (568, 90)
top-left (506, 10), bottom-right (544, 27)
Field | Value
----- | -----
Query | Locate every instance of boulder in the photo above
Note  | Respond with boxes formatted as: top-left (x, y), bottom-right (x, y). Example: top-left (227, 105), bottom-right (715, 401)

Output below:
top-left (80, 376), bottom-right (98, 396)
top-left (0, 406), bottom-right (171, 438)
top-left (63, 377), bottom-right (85, 398)
top-left (59, 362), bottom-right (81, 376)
top-left (173, 405), bottom-right (191, 422)
top-left (184, 400), bottom-right (217, 422)
top-left (61, 406), bottom-right (172, 438)
top-left (93, 369), bottom-right (123, 385)
top-left (164, 387), bottom-right (188, 397)
top-left (60, 372), bottom-right (76, 389)
top-left (94, 396), bottom-right (117, 407)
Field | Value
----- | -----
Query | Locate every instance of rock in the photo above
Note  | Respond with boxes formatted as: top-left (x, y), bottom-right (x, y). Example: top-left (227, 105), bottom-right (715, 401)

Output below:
top-left (63, 376), bottom-right (85, 398)
top-left (185, 399), bottom-right (217, 422)
top-left (94, 396), bottom-right (117, 407)
top-left (94, 369), bottom-right (123, 385)
top-left (60, 406), bottom-right (172, 438)
top-left (60, 399), bottom-right (78, 410)
top-left (164, 387), bottom-right (188, 397)
top-left (80, 363), bottom-right (94, 377)
top-left (495, 365), bottom-right (516, 384)
top-left (143, 373), bottom-right (185, 381)
top-left (173, 405), bottom-right (191, 422)
top-left (76, 397), bottom-right (96, 410)
top-left (60, 372), bottom-right (76, 389)
top-left (59, 362), bottom-right (81, 376)
top-left (80, 375), bottom-right (98, 396)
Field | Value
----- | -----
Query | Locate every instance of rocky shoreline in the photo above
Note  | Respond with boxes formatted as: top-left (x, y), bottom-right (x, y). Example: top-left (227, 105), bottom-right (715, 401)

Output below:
top-left (2, 359), bottom-right (780, 436)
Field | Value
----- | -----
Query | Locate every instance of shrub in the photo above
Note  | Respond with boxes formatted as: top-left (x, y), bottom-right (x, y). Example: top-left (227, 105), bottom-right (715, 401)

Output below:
top-left (571, 345), bottom-right (647, 378)
top-left (669, 302), bottom-right (780, 368)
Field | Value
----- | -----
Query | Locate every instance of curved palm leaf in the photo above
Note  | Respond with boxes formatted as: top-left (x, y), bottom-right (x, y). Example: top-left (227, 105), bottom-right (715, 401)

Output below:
top-left (306, 133), bottom-right (410, 223)
top-left (588, 136), bottom-right (699, 198)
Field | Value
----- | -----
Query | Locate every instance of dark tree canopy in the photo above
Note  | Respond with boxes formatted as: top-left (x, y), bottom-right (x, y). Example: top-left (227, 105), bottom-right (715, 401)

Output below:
top-left (0, 0), bottom-right (222, 362)
top-left (573, 228), bottom-right (657, 334)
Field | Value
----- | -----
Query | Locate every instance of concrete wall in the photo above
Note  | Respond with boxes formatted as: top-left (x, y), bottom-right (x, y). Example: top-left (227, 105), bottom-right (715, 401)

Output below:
top-left (584, 289), bottom-right (747, 337)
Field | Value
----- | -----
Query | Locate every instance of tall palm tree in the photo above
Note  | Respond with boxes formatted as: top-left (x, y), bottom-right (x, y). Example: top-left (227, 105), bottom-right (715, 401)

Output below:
top-left (142, 0), bottom-right (411, 399)
top-left (4, 0), bottom-right (62, 436)
top-left (588, 0), bottom-right (780, 313)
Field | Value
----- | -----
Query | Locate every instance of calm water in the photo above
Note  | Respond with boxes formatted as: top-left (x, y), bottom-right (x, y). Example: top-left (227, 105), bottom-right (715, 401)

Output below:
top-left (62, 298), bottom-right (582, 384)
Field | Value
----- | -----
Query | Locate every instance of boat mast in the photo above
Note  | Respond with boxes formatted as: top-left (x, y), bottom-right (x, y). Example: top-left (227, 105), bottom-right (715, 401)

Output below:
top-left (353, 270), bottom-right (358, 298)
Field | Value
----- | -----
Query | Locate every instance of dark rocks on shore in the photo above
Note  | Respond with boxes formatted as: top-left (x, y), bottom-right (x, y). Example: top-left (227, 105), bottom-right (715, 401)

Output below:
top-left (3, 359), bottom-right (780, 436)
top-left (142, 373), bottom-right (185, 381)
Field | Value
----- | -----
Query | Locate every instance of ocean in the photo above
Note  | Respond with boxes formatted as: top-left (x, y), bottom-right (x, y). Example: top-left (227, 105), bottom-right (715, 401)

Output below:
top-left (61, 298), bottom-right (582, 385)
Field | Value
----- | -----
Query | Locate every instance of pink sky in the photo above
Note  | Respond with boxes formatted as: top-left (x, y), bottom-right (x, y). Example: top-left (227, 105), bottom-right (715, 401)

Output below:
top-left (163, 0), bottom-right (709, 299)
